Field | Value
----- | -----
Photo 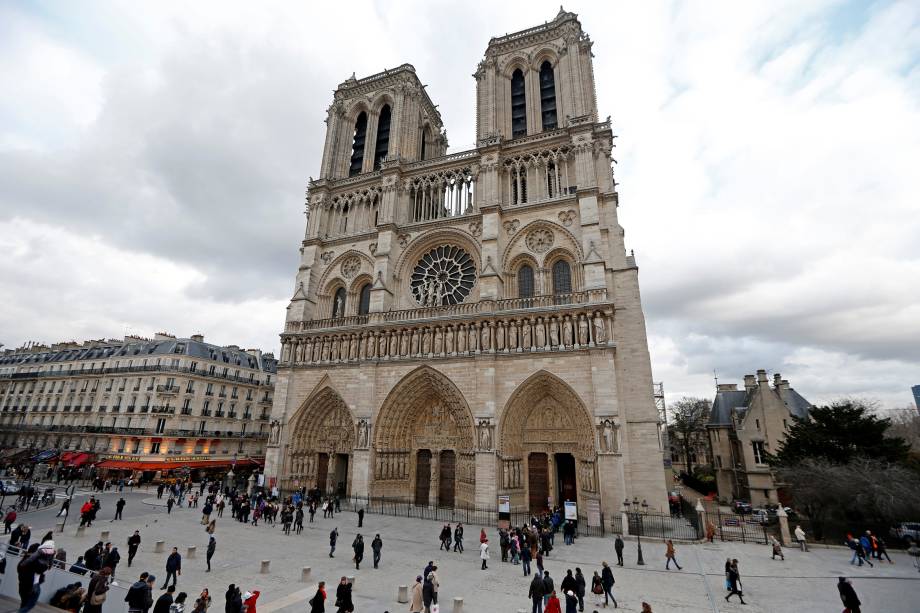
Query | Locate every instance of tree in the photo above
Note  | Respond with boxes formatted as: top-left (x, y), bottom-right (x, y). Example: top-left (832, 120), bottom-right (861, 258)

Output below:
top-left (669, 397), bottom-right (712, 475)
top-left (772, 401), bottom-right (910, 467)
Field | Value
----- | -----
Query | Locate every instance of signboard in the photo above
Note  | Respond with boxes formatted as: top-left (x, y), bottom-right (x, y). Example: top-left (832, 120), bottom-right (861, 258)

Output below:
top-left (564, 500), bottom-right (577, 521)
top-left (257, 474), bottom-right (265, 487)
top-left (498, 495), bottom-right (510, 513)
top-left (586, 499), bottom-right (601, 527)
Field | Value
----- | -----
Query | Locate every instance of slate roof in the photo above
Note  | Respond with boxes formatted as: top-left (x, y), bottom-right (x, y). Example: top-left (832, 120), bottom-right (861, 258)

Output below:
top-left (707, 382), bottom-right (813, 427)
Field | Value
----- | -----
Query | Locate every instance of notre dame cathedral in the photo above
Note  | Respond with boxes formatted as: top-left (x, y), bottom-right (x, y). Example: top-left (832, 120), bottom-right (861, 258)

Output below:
top-left (265, 8), bottom-right (668, 523)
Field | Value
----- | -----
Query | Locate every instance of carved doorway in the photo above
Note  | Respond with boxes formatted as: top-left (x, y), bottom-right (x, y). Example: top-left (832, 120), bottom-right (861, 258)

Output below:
top-left (316, 453), bottom-right (329, 493)
top-left (555, 453), bottom-right (577, 504)
top-left (438, 450), bottom-right (456, 508)
top-left (528, 452), bottom-right (549, 513)
top-left (334, 453), bottom-right (349, 497)
top-left (415, 449), bottom-right (432, 506)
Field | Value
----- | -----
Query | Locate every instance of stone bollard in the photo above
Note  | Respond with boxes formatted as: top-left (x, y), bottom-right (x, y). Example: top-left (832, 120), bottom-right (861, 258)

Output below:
top-left (55, 522), bottom-right (64, 533)
top-left (154, 541), bottom-right (165, 553)
top-left (452, 596), bottom-right (463, 613)
top-left (397, 586), bottom-right (408, 603)
top-left (260, 560), bottom-right (270, 574)
top-left (187, 546), bottom-right (196, 559)
top-left (100, 530), bottom-right (110, 542)
top-left (346, 576), bottom-right (355, 586)
top-left (75, 526), bottom-right (85, 538)
top-left (301, 567), bottom-right (311, 583)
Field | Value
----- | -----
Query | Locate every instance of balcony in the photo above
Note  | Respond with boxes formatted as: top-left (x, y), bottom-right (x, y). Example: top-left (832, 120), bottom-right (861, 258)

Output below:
top-left (127, 405), bottom-right (136, 413)
top-left (228, 412), bottom-right (237, 419)
top-left (215, 411), bottom-right (225, 418)
top-left (201, 410), bottom-right (211, 417)
top-left (258, 414), bottom-right (269, 421)
top-left (99, 406), bottom-right (107, 412)
top-left (204, 391), bottom-right (213, 396)
top-left (150, 406), bottom-right (175, 414)
top-left (140, 406), bottom-right (149, 413)
top-left (156, 385), bottom-right (179, 394)
top-left (218, 392), bottom-right (227, 398)
top-left (242, 413), bottom-right (251, 420)
top-left (111, 406), bottom-right (121, 413)
top-left (181, 408), bottom-right (192, 415)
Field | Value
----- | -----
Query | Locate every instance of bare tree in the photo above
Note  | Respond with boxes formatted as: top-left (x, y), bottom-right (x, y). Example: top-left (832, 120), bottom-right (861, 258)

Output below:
top-left (888, 407), bottom-right (920, 450)
top-left (669, 397), bottom-right (712, 475)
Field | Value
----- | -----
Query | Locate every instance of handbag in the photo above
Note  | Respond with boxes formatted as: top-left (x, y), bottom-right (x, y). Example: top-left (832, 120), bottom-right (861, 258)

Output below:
top-left (431, 605), bottom-right (439, 613)
top-left (592, 583), bottom-right (603, 595)
top-left (90, 590), bottom-right (107, 606)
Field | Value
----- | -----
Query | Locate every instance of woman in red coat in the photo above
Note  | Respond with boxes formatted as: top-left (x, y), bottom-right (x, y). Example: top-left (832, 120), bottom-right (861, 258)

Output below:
top-left (480, 529), bottom-right (487, 544)
top-left (242, 590), bottom-right (260, 613)
top-left (545, 590), bottom-right (562, 613)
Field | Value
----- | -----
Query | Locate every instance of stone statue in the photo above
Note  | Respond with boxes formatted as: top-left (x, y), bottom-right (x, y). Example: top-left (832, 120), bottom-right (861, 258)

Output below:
top-left (578, 315), bottom-right (589, 345)
top-left (457, 325), bottom-right (467, 352)
top-left (445, 326), bottom-right (454, 354)
top-left (562, 318), bottom-right (574, 346)
top-left (593, 314), bottom-right (607, 344)
top-left (495, 323), bottom-right (505, 351)
top-left (379, 333), bottom-right (388, 357)
top-left (320, 338), bottom-right (330, 362)
top-left (269, 420), bottom-right (281, 445)
top-left (508, 321), bottom-right (518, 350)
top-left (333, 293), bottom-right (344, 318)
top-left (422, 328), bottom-right (432, 354)
top-left (602, 420), bottom-right (616, 452)
top-left (410, 329), bottom-right (420, 355)
top-left (535, 319), bottom-right (546, 348)
top-left (357, 420), bottom-right (369, 448)
top-left (481, 324), bottom-right (491, 351)
top-left (479, 421), bottom-right (491, 450)
top-left (349, 335), bottom-right (357, 360)
top-left (434, 326), bottom-right (443, 354)
top-left (522, 320), bottom-right (532, 349)
top-left (366, 333), bottom-right (376, 359)
top-left (549, 318), bottom-right (560, 347)
top-left (400, 330), bottom-right (410, 356)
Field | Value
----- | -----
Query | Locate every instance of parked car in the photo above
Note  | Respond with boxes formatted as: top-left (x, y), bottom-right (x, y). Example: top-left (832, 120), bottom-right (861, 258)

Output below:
top-left (732, 500), bottom-right (753, 515)
top-left (890, 522), bottom-right (920, 545)
top-left (752, 508), bottom-right (778, 525)
top-left (0, 479), bottom-right (21, 495)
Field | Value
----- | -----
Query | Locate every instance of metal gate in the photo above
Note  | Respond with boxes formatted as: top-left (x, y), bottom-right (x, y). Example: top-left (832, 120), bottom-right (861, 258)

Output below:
top-left (415, 450), bottom-right (431, 506)
top-left (438, 450), bottom-right (455, 508)
top-left (712, 511), bottom-right (768, 544)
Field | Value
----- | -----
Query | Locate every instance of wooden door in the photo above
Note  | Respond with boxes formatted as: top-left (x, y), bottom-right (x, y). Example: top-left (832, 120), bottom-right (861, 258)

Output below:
top-left (415, 450), bottom-right (432, 506)
top-left (438, 450), bottom-right (456, 508)
top-left (316, 453), bottom-right (329, 493)
top-left (528, 452), bottom-right (549, 513)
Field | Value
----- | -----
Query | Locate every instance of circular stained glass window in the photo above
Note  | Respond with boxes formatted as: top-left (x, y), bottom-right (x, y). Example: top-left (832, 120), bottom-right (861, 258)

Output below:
top-left (410, 245), bottom-right (476, 306)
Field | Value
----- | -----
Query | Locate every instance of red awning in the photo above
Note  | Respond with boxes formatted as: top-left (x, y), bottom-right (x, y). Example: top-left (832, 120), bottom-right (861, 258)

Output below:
top-left (95, 458), bottom-right (261, 471)
top-left (68, 453), bottom-right (93, 468)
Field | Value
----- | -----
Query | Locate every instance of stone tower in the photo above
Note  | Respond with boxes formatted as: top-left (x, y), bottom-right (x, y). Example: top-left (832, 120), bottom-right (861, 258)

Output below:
top-left (266, 8), bottom-right (667, 522)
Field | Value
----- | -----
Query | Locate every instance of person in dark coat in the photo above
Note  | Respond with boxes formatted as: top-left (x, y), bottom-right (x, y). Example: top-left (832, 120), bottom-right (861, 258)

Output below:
top-left (153, 586), bottom-right (175, 613)
top-left (422, 574), bottom-right (435, 612)
top-left (206, 536), bottom-right (216, 572)
top-left (357, 508), bottom-right (364, 528)
top-left (334, 577), bottom-right (353, 613)
top-left (115, 498), bottom-right (126, 520)
top-left (104, 546), bottom-right (121, 576)
top-left (724, 559), bottom-right (746, 604)
top-left (371, 534), bottom-right (382, 569)
top-left (128, 531), bottom-right (142, 567)
top-left (351, 535), bottom-right (364, 570)
top-left (10, 523), bottom-right (30, 550)
top-left (521, 544), bottom-right (533, 576)
top-left (574, 568), bottom-right (586, 612)
top-left (17, 541), bottom-right (55, 613)
top-left (601, 561), bottom-right (617, 608)
top-left (542, 571), bottom-right (555, 608)
top-left (224, 585), bottom-right (242, 613)
top-left (162, 547), bottom-right (182, 589)
top-left (838, 577), bottom-right (861, 613)
top-left (329, 528), bottom-right (338, 558)
top-left (84, 567), bottom-right (110, 613)
top-left (528, 573), bottom-right (545, 613)
top-left (69, 556), bottom-right (89, 575)
top-left (453, 522), bottom-right (464, 553)
top-left (309, 581), bottom-right (326, 613)
top-left (125, 574), bottom-right (155, 613)
top-left (614, 535), bottom-right (625, 566)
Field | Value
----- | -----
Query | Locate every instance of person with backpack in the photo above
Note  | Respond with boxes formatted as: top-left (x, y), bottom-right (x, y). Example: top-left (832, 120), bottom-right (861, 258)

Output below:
top-left (542, 571), bottom-right (555, 608)
top-left (329, 528), bottom-right (338, 558)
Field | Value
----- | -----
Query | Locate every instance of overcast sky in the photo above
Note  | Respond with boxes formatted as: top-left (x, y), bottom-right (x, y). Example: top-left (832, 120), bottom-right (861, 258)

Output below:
top-left (1, 0), bottom-right (917, 409)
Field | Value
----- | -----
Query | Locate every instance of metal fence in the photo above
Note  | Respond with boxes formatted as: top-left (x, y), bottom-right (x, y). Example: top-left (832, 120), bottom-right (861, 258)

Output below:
top-left (626, 510), bottom-right (701, 541)
top-left (708, 511), bottom-right (768, 544)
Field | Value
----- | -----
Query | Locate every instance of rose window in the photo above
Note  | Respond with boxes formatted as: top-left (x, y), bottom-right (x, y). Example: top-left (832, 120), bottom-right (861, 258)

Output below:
top-left (410, 245), bottom-right (476, 306)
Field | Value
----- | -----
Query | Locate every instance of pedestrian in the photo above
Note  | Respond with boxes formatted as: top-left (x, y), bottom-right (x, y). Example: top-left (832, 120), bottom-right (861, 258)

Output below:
top-left (480, 538), bottom-right (490, 570)
top-left (770, 536), bottom-right (784, 561)
top-left (876, 537), bottom-right (893, 563)
top-left (206, 536), bottom-right (216, 572)
top-left (857, 533), bottom-right (874, 567)
top-left (521, 541), bottom-right (532, 576)
top-left (334, 577), bottom-right (353, 613)
top-left (84, 567), bottom-right (110, 613)
top-left (641, 603), bottom-right (653, 613)
top-left (706, 521), bottom-right (716, 543)
top-left (115, 497), bottom-right (126, 520)
top-left (162, 547), bottom-right (182, 589)
top-left (56, 499), bottom-right (70, 518)
top-left (439, 524), bottom-right (451, 551)
top-left (171, 592), bottom-right (189, 613)
top-left (128, 530), bottom-right (142, 567)
top-left (308, 581), bottom-right (326, 613)
top-left (545, 591), bottom-right (562, 613)
top-left (542, 571), bottom-right (554, 608)
top-left (104, 545), bottom-right (121, 575)
top-left (126, 574), bottom-right (155, 613)
top-left (426, 565), bottom-right (440, 610)
top-left (3, 507), bottom-right (17, 533)
top-left (724, 558), bottom-right (732, 591)
top-left (17, 540), bottom-right (55, 613)
top-left (724, 559), bottom-right (745, 605)
top-left (154, 586), bottom-right (176, 613)
top-left (201, 501), bottom-right (213, 525)
top-left (528, 572), bottom-right (545, 613)
top-left (409, 575), bottom-right (424, 613)
top-left (794, 525), bottom-right (808, 552)
top-left (590, 571), bottom-right (603, 608)
top-left (167, 498), bottom-right (175, 515)
top-left (453, 522), bottom-right (464, 553)
top-left (352, 534), bottom-right (364, 570)
top-left (600, 561), bottom-right (616, 608)
top-left (422, 574), bottom-right (434, 613)
top-left (664, 540), bottom-right (682, 570)
top-left (329, 528), bottom-right (338, 558)
top-left (371, 534), bottom-right (382, 569)
top-left (564, 590), bottom-right (578, 613)
top-left (574, 568), bottom-right (586, 613)
top-left (69, 556), bottom-right (89, 575)
top-left (837, 577), bottom-right (861, 613)
top-left (613, 535), bottom-right (624, 566)
top-left (357, 508), bottom-right (364, 528)
top-left (242, 590), bottom-right (259, 613)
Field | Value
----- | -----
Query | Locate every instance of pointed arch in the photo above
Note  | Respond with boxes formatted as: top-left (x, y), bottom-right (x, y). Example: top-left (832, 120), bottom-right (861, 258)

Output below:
top-left (288, 379), bottom-right (356, 455)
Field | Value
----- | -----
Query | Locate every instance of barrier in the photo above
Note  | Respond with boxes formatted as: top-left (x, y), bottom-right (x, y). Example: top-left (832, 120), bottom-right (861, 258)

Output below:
top-left (100, 530), bottom-right (110, 542)
top-left (453, 596), bottom-right (463, 612)
top-left (301, 567), bottom-right (311, 583)
top-left (154, 541), bottom-right (165, 553)
top-left (187, 546), bottom-right (196, 559)
top-left (260, 560), bottom-right (270, 574)
top-left (397, 585), bottom-right (408, 603)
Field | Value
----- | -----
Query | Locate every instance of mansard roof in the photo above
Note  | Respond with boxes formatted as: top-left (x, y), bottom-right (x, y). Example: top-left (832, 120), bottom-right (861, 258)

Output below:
top-left (707, 383), bottom-right (813, 427)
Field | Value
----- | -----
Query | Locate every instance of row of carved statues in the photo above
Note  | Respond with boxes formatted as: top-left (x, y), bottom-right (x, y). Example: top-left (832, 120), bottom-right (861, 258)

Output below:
top-left (281, 310), bottom-right (611, 365)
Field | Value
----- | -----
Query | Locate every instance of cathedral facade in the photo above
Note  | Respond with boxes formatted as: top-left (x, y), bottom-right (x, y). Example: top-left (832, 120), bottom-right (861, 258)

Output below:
top-left (265, 9), bottom-right (668, 522)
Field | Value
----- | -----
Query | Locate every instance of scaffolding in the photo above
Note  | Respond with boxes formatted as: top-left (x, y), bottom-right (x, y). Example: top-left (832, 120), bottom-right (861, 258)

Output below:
top-left (654, 382), bottom-right (672, 469)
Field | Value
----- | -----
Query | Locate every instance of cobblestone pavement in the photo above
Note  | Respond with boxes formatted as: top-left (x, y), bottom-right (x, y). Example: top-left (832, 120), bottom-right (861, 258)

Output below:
top-left (25, 497), bottom-right (920, 612)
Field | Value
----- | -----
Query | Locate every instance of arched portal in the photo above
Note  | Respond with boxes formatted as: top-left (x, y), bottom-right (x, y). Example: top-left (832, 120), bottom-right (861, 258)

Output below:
top-left (286, 385), bottom-right (356, 496)
top-left (499, 370), bottom-right (598, 513)
top-left (373, 366), bottom-right (476, 508)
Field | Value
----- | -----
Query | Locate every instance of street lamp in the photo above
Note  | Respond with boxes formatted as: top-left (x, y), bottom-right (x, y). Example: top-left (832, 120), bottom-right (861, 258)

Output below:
top-left (623, 497), bottom-right (649, 565)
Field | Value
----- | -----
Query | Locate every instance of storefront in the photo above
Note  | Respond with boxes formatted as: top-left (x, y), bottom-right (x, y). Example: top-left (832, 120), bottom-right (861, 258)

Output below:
top-left (94, 455), bottom-right (263, 484)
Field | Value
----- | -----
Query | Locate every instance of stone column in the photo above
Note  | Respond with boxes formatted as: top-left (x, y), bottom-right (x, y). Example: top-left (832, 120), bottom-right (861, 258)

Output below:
top-left (429, 452), bottom-right (439, 508)
top-left (351, 449), bottom-right (371, 499)
top-left (475, 451), bottom-right (497, 509)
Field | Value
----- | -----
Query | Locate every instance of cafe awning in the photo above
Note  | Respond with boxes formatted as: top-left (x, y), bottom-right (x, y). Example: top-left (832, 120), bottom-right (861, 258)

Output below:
top-left (95, 457), bottom-right (262, 471)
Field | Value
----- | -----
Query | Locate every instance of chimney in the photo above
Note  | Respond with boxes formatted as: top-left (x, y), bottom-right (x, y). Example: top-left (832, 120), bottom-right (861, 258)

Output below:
top-left (773, 373), bottom-right (782, 387)
top-left (191, 334), bottom-right (204, 343)
top-left (717, 383), bottom-right (738, 392)
top-left (756, 369), bottom-right (769, 385)
top-left (154, 332), bottom-right (175, 341)
top-left (780, 379), bottom-right (790, 391)
top-left (743, 374), bottom-right (756, 392)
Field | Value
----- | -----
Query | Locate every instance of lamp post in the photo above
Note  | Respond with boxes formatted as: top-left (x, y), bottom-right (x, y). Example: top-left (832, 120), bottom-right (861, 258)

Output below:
top-left (624, 497), bottom-right (648, 565)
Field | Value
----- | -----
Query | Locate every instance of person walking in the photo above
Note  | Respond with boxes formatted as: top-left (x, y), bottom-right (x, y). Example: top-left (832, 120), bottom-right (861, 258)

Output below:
top-left (126, 574), bottom-right (155, 613)
top-left (528, 573), bottom-right (545, 613)
top-left (521, 542), bottom-right (532, 576)
top-left (115, 497), bottom-right (126, 520)
top-left (542, 571), bottom-right (554, 608)
top-left (574, 568), bottom-right (586, 613)
top-left (153, 586), bottom-right (175, 613)
top-left (162, 547), bottom-right (182, 589)
top-left (329, 528), bottom-right (338, 558)
top-left (837, 577), bottom-right (861, 613)
top-left (545, 591), bottom-right (562, 613)
top-left (224, 585), bottom-right (242, 613)
top-left (614, 535), bottom-right (624, 566)
top-left (724, 559), bottom-right (745, 605)
top-left (308, 581), bottom-right (326, 613)
top-left (357, 508), bottom-right (364, 528)
top-left (56, 498), bottom-right (70, 518)
top-left (794, 525), bottom-right (808, 552)
top-left (600, 561), bottom-right (617, 608)
top-left (16, 540), bottom-right (55, 613)
top-left (453, 522), bottom-right (464, 553)
top-left (409, 576), bottom-right (424, 613)
top-left (427, 565), bottom-right (440, 610)
top-left (83, 567), bottom-right (110, 613)
top-left (206, 536), bottom-right (216, 572)
top-left (876, 536), bottom-right (893, 563)
top-left (371, 534), bottom-right (382, 569)
top-left (242, 590), bottom-right (259, 613)
top-left (4, 507), bottom-right (17, 533)
top-left (167, 498), bottom-right (175, 515)
top-left (590, 572), bottom-right (603, 609)
top-left (770, 536), bottom-right (785, 561)
top-left (439, 524), bottom-right (451, 551)
top-left (128, 530), bottom-right (142, 567)
top-left (480, 538), bottom-right (490, 570)
top-left (334, 577), bottom-right (353, 613)
top-left (564, 590), bottom-right (578, 613)
top-left (351, 534), bottom-right (364, 570)
top-left (422, 573), bottom-right (434, 613)
top-left (664, 540), bottom-right (682, 570)
top-left (104, 545), bottom-right (121, 576)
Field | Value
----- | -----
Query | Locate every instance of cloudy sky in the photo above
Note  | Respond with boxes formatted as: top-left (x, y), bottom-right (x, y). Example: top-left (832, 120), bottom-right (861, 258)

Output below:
top-left (1, 0), bottom-right (917, 408)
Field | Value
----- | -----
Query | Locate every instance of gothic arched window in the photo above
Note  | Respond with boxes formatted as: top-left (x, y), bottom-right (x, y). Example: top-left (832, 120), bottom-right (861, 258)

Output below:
top-left (552, 260), bottom-right (572, 296)
top-left (358, 283), bottom-right (372, 315)
top-left (420, 125), bottom-right (429, 160)
top-left (373, 105), bottom-right (391, 170)
top-left (511, 69), bottom-right (527, 138)
top-left (517, 265), bottom-right (535, 299)
top-left (539, 61), bottom-right (557, 131)
top-left (332, 287), bottom-right (347, 318)
top-left (349, 112), bottom-right (368, 177)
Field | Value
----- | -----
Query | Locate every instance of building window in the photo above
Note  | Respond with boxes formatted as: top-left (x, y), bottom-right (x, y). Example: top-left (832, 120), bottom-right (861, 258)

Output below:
top-left (755, 418), bottom-right (760, 430)
top-left (419, 125), bottom-right (429, 161)
top-left (511, 69), bottom-right (527, 138)
top-left (150, 442), bottom-right (161, 454)
top-left (349, 111), bottom-right (368, 176)
top-left (539, 60), bottom-right (557, 130)
top-left (358, 283), bottom-right (372, 315)
top-left (373, 104), bottom-right (391, 170)
top-left (155, 418), bottom-right (166, 434)
top-left (510, 166), bottom-right (528, 204)
top-left (752, 441), bottom-right (766, 464)
top-left (517, 265), bottom-right (535, 298)
top-left (552, 260), bottom-right (572, 296)
top-left (332, 287), bottom-right (347, 318)
top-left (716, 455), bottom-right (723, 468)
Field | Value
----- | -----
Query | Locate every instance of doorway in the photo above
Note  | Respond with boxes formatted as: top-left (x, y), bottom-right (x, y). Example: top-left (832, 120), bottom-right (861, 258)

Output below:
top-left (555, 453), bottom-right (577, 505)
top-left (438, 450), bottom-right (456, 508)
top-left (528, 452), bottom-right (549, 513)
top-left (334, 453), bottom-right (349, 497)
top-left (316, 453), bottom-right (329, 493)
top-left (415, 449), bottom-right (432, 506)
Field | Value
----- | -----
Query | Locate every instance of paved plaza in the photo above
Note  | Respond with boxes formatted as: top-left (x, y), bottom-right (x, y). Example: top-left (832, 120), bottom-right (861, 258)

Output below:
top-left (12, 488), bottom-right (920, 612)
